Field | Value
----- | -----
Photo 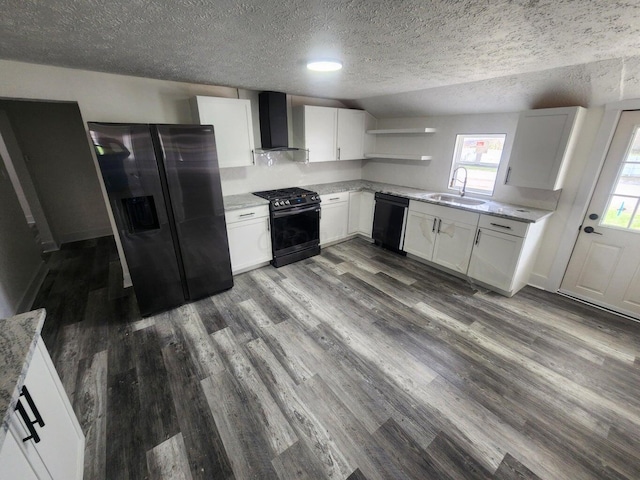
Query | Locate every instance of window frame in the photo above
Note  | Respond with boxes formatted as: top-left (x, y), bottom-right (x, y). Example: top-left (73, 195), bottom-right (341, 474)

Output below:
top-left (448, 133), bottom-right (507, 197)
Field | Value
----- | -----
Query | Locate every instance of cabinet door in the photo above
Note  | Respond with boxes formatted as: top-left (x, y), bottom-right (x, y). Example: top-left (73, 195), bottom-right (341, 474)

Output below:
top-left (305, 106), bottom-right (338, 162)
top-left (432, 219), bottom-right (477, 274)
top-left (18, 338), bottom-right (84, 480)
top-left (227, 216), bottom-right (272, 273)
top-left (403, 210), bottom-right (437, 261)
top-left (337, 109), bottom-right (365, 160)
top-left (0, 428), bottom-right (42, 480)
top-left (505, 107), bottom-right (583, 190)
top-left (468, 228), bottom-right (524, 292)
top-left (191, 96), bottom-right (255, 168)
top-left (348, 192), bottom-right (361, 234)
top-left (320, 201), bottom-right (349, 245)
top-left (359, 192), bottom-right (375, 238)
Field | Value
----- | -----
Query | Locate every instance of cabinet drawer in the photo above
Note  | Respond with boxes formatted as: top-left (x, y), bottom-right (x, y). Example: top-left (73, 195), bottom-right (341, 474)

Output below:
top-left (478, 215), bottom-right (529, 237)
top-left (410, 200), bottom-right (479, 225)
top-left (225, 205), bottom-right (269, 224)
top-left (320, 191), bottom-right (350, 204)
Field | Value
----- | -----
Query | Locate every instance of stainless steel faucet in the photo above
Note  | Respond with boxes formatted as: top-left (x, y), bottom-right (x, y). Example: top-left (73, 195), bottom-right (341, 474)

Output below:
top-left (450, 166), bottom-right (468, 197)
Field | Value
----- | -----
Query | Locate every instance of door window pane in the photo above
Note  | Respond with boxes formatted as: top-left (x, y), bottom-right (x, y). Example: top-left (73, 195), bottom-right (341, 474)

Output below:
top-left (600, 127), bottom-right (640, 231)
top-left (602, 195), bottom-right (638, 229)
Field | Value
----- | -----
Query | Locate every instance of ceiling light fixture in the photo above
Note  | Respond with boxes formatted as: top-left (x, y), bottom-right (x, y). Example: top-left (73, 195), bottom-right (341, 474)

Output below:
top-left (307, 60), bottom-right (343, 72)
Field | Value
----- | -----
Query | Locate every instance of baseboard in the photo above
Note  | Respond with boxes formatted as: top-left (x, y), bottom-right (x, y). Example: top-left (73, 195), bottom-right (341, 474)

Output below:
top-left (58, 226), bottom-right (113, 245)
top-left (17, 261), bottom-right (49, 313)
top-left (527, 272), bottom-right (548, 291)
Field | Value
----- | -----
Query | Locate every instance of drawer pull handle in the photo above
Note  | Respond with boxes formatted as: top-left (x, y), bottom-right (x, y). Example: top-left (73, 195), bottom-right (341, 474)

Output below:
top-left (490, 222), bottom-right (511, 229)
top-left (329, 197), bottom-right (340, 201)
top-left (15, 386), bottom-right (45, 443)
top-left (239, 212), bottom-right (255, 217)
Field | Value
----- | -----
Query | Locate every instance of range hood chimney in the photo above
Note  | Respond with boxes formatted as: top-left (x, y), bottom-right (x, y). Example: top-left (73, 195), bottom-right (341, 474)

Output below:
top-left (259, 91), bottom-right (296, 150)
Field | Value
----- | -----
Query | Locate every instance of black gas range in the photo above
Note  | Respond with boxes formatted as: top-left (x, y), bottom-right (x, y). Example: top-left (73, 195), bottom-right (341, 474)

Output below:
top-left (253, 187), bottom-right (321, 267)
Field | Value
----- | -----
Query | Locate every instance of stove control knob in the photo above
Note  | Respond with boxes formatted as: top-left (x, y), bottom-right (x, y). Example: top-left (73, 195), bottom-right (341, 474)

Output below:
top-left (285, 200), bottom-right (290, 205)
top-left (274, 201), bottom-right (280, 207)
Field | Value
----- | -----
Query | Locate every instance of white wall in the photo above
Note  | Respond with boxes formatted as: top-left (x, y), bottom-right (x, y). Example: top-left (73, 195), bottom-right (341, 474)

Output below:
top-left (363, 113), bottom-right (561, 210)
top-left (0, 101), bottom-right (113, 244)
top-left (0, 153), bottom-right (45, 318)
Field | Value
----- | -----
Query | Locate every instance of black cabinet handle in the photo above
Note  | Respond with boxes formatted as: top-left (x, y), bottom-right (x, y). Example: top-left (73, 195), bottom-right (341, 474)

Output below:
top-left (14, 385), bottom-right (45, 443)
top-left (437, 218), bottom-right (442, 233)
top-left (504, 166), bottom-right (512, 184)
top-left (490, 222), bottom-right (512, 230)
top-left (475, 229), bottom-right (481, 245)
top-left (432, 218), bottom-right (437, 233)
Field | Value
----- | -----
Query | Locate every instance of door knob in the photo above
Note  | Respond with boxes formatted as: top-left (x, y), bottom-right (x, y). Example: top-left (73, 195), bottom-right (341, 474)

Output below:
top-left (588, 213), bottom-right (599, 220)
top-left (583, 226), bottom-right (602, 235)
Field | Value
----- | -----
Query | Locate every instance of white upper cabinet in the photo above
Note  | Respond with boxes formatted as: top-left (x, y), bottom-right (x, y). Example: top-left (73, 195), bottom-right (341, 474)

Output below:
top-left (337, 109), bottom-right (365, 160)
top-left (293, 106), bottom-right (365, 162)
top-left (505, 106), bottom-right (585, 190)
top-left (191, 96), bottom-right (256, 168)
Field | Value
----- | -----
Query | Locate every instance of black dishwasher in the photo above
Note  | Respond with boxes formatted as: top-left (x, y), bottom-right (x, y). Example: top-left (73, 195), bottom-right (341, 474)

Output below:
top-left (372, 192), bottom-right (409, 254)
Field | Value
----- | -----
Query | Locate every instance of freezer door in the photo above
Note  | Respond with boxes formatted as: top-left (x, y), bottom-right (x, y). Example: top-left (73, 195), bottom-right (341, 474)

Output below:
top-left (88, 122), bottom-right (185, 316)
top-left (154, 124), bottom-right (233, 299)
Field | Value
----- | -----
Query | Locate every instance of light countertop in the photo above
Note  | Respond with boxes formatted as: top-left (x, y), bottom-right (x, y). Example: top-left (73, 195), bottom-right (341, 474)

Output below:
top-left (0, 309), bottom-right (46, 448)
top-left (223, 180), bottom-right (553, 223)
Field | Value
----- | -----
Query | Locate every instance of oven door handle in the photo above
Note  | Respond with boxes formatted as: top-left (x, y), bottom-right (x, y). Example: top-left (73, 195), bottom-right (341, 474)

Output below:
top-left (272, 205), bottom-right (321, 219)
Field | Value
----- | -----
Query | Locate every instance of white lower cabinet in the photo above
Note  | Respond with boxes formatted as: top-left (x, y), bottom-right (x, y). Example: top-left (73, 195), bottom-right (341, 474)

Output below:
top-left (468, 214), bottom-right (547, 296)
top-left (226, 205), bottom-right (272, 274)
top-left (0, 431), bottom-right (39, 479)
top-left (0, 337), bottom-right (85, 480)
top-left (403, 200), bottom-right (479, 274)
top-left (468, 227), bottom-right (523, 292)
top-left (348, 191), bottom-right (375, 238)
top-left (320, 192), bottom-right (349, 245)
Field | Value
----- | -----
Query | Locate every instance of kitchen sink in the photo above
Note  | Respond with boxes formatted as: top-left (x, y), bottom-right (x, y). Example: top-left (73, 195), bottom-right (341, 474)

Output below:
top-left (426, 193), bottom-right (486, 206)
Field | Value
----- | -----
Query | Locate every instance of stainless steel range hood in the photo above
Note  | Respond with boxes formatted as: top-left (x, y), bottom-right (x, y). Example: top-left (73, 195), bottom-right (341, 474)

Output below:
top-left (258, 91), bottom-right (300, 151)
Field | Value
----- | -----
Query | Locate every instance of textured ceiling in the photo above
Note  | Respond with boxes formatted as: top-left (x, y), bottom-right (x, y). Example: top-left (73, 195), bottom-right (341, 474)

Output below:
top-left (2, 0), bottom-right (640, 111)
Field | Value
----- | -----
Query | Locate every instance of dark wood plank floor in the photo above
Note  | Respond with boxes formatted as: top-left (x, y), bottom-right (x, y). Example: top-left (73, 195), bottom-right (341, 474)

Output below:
top-left (32, 236), bottom-right (640, 479)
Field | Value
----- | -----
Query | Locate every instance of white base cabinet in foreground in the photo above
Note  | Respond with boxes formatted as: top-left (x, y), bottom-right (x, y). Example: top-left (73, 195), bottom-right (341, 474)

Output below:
top-left (348, 191), bottom-right (375, 238)
top-left (320, 192), bottom-right (350, 245)
top-left (468, 214), bottom-right (548, 296)
top-left (0, 337), bottom-right (85, 479)
top-left (403, 200), bottom-right (479, 274)
top-left (226, 205), bottom-right (272, 274)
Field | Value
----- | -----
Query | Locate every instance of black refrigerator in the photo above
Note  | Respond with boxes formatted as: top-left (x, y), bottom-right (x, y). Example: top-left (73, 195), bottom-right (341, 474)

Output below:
top-left (88, 123), bottom-right (233, 316)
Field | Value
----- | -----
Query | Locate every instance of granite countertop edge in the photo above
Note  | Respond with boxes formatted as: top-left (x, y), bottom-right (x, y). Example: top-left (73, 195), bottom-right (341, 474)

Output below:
top-left (223, 180), bottom-right (553, 223)
top-left (0, 309), bottom-right (46, 449)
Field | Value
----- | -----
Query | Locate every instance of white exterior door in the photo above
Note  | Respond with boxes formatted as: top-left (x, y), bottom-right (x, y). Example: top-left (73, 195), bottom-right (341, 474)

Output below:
top-left (561, 111), bottom-right (640, 319)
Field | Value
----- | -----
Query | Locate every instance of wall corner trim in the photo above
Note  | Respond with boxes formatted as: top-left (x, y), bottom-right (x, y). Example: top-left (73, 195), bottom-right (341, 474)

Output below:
top-left (16, 261), bottom-right (48, 314)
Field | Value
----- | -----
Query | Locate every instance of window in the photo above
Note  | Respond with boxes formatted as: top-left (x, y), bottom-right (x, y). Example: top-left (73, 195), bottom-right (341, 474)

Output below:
top-left (449, 134), bottom-right (506, 196)
top-left (601, 126), bottom-right (640, 230)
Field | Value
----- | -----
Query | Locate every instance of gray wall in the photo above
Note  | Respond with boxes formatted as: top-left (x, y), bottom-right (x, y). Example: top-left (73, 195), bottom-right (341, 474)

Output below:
top-left (0, 153), bottom-right (44, 317)
top-left (0, 100), bottom-right (111, 244)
